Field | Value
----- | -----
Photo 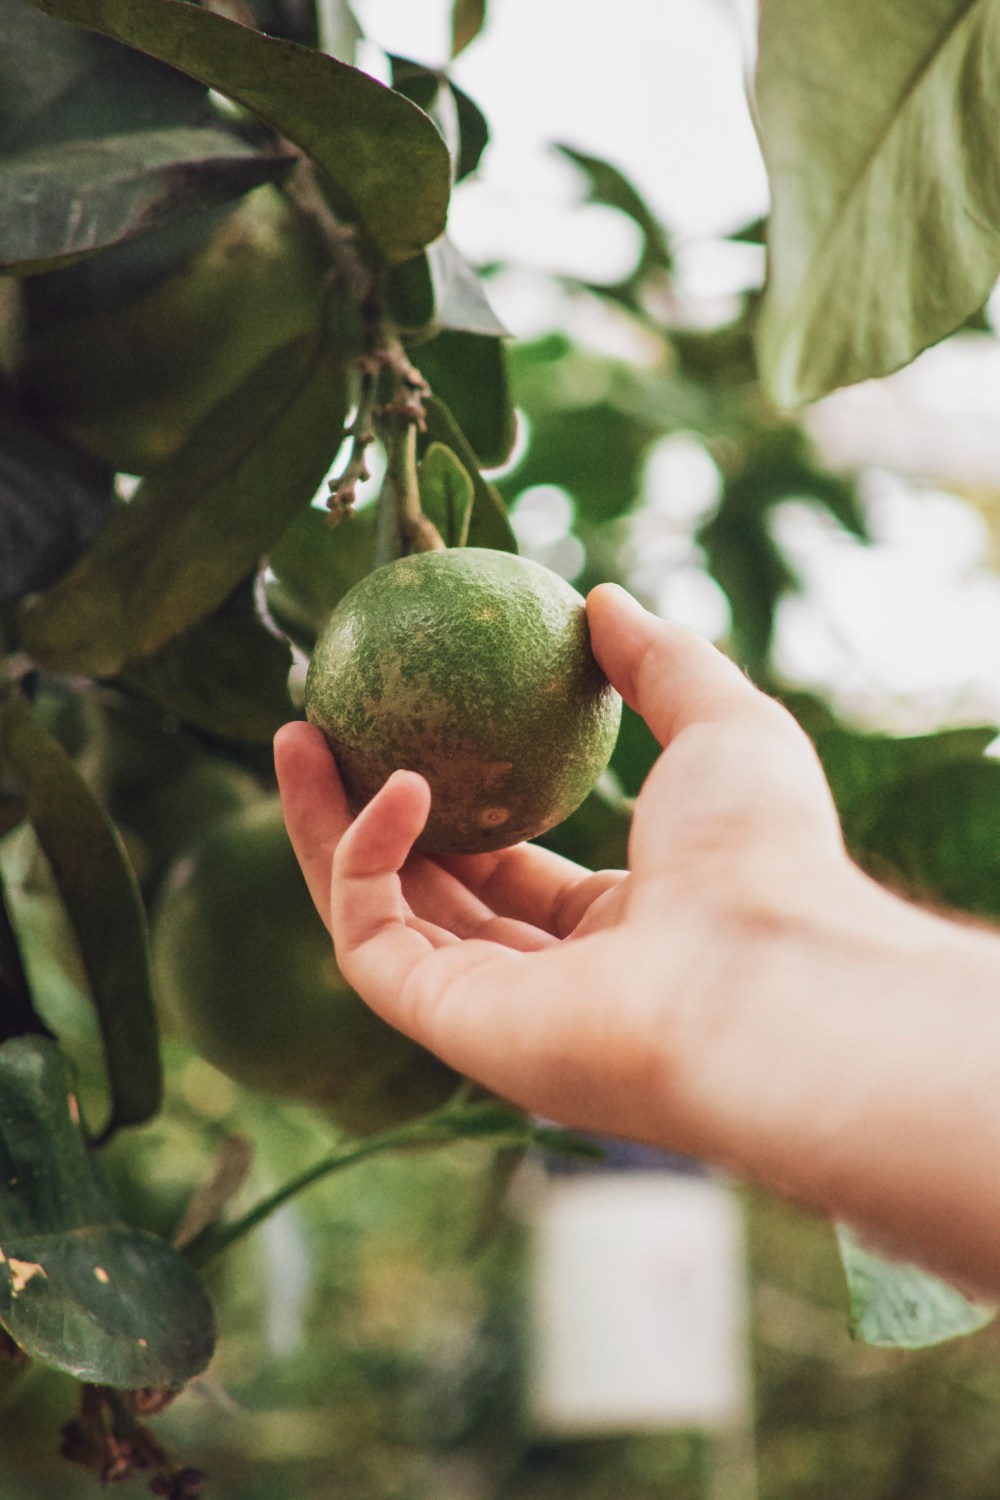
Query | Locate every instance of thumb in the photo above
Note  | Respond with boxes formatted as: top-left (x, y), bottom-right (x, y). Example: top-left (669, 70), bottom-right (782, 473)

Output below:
top-left (585, 583), bottom-right (763, 746)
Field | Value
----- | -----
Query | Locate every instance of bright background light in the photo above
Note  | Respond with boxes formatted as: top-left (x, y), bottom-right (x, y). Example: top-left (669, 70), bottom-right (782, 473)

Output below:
top-left (354, 0), bottom-right (1000, 732)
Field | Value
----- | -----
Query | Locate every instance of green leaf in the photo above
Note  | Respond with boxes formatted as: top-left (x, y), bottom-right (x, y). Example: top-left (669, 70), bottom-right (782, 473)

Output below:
top-left (123, 580), bottom-right (294, 743)
top-left (556, 143), bottom-right (673, 284)
top-left (0, 688), bottom-right (161, 1134)
top-left (0, 125), bottom-right (293, 275)
top-left (19, 329), bottom-right (349, 675)
top-left (0, 389), bottom-right (112, 605)
top-left (815, 723), bottom-right (997, 825)
top-left (836, 1224), bottom-right (994, 1348)
top-left (756, 0), bottom-right (1000, 406)
top-left (854, 759), bottom-right (1000, 918)
top-left (388, 239), bottom-right (507, 340)
top-left (0, 0), bottom-right (210, 154)
top-left (0, 1034), bottom-right (215, 1384)
top-left (418, 442), bottom-right (474, 548)
top-left (32, 0), bottom-right (452, 265)
top-left (266, 502), bottom-right (376, 649)
top-left (451, 0), bottom-right (487, 57)
top-left (422, 396), bottom-right (517, 552)
top-left (417, 329), bottom-right (515, 468)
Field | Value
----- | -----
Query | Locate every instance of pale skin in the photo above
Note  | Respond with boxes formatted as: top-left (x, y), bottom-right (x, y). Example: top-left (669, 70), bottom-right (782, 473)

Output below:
top-left (275, 583), bottom-right (1000, 1299)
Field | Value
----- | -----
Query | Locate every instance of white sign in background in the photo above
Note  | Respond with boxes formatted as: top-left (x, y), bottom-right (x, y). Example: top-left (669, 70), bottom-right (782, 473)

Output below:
top-left (527, 1171), bottom-right (750, 1435)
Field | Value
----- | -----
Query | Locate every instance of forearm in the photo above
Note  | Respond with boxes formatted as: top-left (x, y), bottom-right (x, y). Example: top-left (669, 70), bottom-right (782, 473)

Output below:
top-left (678, 868), bottom-right (1000, 1296)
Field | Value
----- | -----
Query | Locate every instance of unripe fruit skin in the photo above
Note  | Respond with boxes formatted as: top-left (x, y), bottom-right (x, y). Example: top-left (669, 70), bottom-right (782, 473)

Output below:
top-left (304, 548), bottom-right (622, 855)
top-left (152, 799), bottom-right (457, 1135)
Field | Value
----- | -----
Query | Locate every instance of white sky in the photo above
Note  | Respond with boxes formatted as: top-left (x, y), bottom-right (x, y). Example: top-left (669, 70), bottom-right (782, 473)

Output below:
top-left (354, 0), bottom-right (1000, 734)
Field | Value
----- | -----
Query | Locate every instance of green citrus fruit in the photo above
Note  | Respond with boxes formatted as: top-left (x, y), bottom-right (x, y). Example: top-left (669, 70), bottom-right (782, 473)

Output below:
top-left (152, 798), bottom-right (457, 1135)
top-left (303, 548), bottom-right (622, 855)
top-left (17, 185), bottom-right (328, 473)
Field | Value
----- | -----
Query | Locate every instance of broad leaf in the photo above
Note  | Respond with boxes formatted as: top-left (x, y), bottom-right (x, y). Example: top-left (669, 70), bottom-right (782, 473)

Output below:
top-left (389, 237), bottom-right (507, 340)
top-left (451, 0), bottom-right (487, 57)
top-left (557, 143), bottom-right (673, 290)
top-left (124, 580), bottom-right (294, 743)
top-left (0, 688), bottom-right (161, 1134)
top-left (417, 329), bottom-right (515, 468)
top-left (0, 1034), bottom-right (214, 1384)
top-left (815, 723), bottom-right (997, 826)
top-left (422, 396), bottom-right (517, 552)
top-left (266, 502), bottom-right (376, 649)
top-left (0, 0), bottom-right (209, 154)
top-left (756, 0), bottom-right (1000, 406)
top-left (33, 0), bottom-right (451, 265)
top-left (19, 330), bottom-right (349, 675)
top-left (418, 442), bottom-right (474, 548)
top-left (0, 125), bottom-right (292, 275)
top-left (0, 390), bottom-right (112, 605)
top-left (855, 759), bottom-right (1000, 917)
top-left (837, 1224), bottom-right (994, 1348)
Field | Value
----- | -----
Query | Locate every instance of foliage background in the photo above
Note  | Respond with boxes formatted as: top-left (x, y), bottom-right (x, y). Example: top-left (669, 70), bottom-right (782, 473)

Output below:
top-left (5, 0), bottom-right (1000, 1496)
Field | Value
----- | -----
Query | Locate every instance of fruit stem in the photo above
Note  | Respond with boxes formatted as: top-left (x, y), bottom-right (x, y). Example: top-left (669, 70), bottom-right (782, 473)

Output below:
top-left (379, 411), bottom-right (446, 558)
top-left (181, 1100), bottom-right (550, 1271)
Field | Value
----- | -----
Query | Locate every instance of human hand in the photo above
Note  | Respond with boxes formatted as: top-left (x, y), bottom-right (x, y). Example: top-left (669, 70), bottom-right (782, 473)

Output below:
top-left (274, 583), bottom-right (858, 1155)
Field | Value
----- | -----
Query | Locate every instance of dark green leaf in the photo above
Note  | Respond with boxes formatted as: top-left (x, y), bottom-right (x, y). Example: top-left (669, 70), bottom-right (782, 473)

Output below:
top-left (33, 0), bottom-right (452, 264)
top-left (756, 0), bottom-right (1000, 405)
top-left (0, 0), bottom-right (210, 154)
top-left (417, 329), bottom-right (515, 468)
top-left (499, 400), bottom-right (656, 524)
top-left (837, 1224), bottom-right (994, 1348)
top-left (266, 502), bottom-right (376, 649)
top-left (418, 442), bottom-right (474, 548)
top-left (452, 82), bottom-right (489, 182)
top-left (854, 759), bottom-right (1000, 918)
top-left (451, 0), bottom-right (486, 57)
top-left (610, 702), bottom-right (662, 799)
top-left (0, 126), bottom-right (292, 275)
top-left (0, 1034), bottom-right (215, 1384)
top-left (0, 688), bottom-right (161, 1134)
top-left (388, 239), bottom-right (507, 340)
top-left (422, 396), bottom-right (517, 552)
top-left (815, 723), bottom-right (997, 825)
top-left (123, 580), bottom-right (294, 743)
top-left (19, 329), bottom-right (349, 675)
top-left (0, 874), bottom-right (50, 1044)
top-left (0, 389), bottom-right (112, 605)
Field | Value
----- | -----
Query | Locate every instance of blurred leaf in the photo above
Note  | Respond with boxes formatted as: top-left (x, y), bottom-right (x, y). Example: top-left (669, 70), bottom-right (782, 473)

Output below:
top-left (815, 723), bottom-right (997, 827)
top-left (557, 142), bottom-right (673, 286)
top-left (418, 329), bottom-right (515, 468)
top-left (451, 0), bottom-right (486, 57)
top-left (0, 125), bottom-right (293, 276)
top-left (756, 0), bottom-right (1000, 406)
top-left (0, 0), bottom-right (210, 154)
top-left (315, 0), bottom-right (360, 60)
top-left (423, 396), bottom-right (517, 552)
top-left (123, 580), bottom-right (294, 743)
top-left (266, 502), bottom-right (376, 648)
top-left (0, 1033), bottom-right (215, 1384)
top-left (500, 399), bottom-right (657, 524)
top-left (0, 687), bottom-right (161, 1135)
top-left (699, 425), bottom-right (866, 671)
top-left (19, 329), bottom-right (349, 675)
top-left (837, 1224), bottom-right (994, 1348)
top-left (418, 442), bottom-right (474, 548)
top-left (854, 759), bottom-right (1000, 918)
top-left (0, 389), bottom-right (112, 605)
top-left (452, 84), bottom-right (489, 185)
top-left (610, 701), bottom-right (661, 799)
top-left (33, 0), bottom-right (452, 265)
